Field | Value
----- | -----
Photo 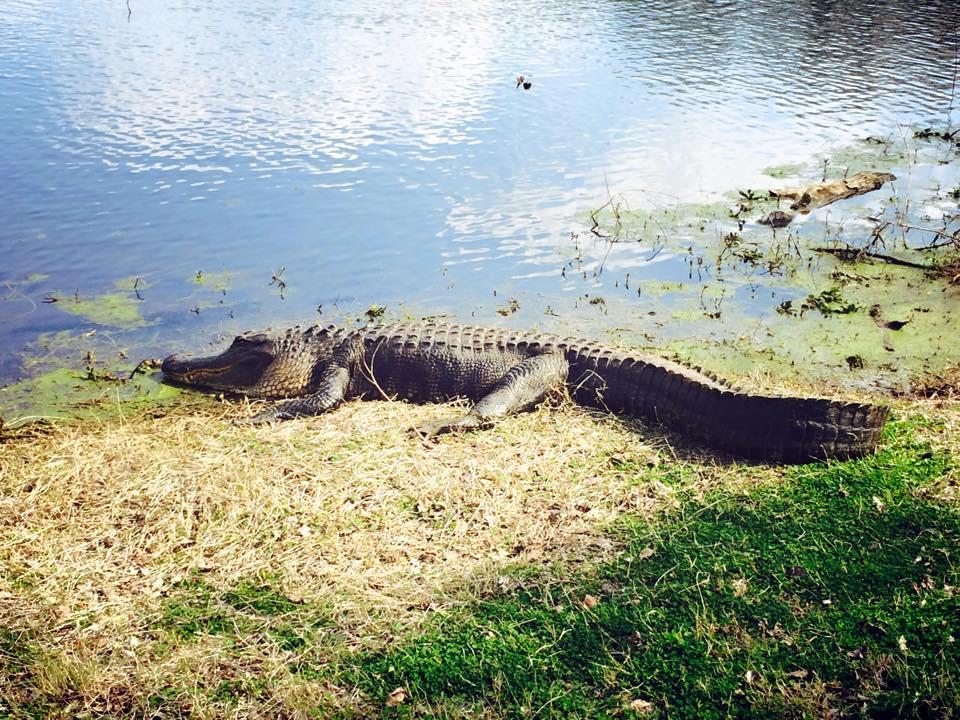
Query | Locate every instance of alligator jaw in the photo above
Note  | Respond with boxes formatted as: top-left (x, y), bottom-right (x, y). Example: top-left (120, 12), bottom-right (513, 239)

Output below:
top-left (161, 347), bottom-right (274, 392)
top-left (162, 353), bottom-right (222, 384)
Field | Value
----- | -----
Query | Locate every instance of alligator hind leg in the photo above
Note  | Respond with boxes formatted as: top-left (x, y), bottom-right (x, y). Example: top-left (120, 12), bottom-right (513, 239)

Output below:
top-left (416, 351), bottom-right (569, 438)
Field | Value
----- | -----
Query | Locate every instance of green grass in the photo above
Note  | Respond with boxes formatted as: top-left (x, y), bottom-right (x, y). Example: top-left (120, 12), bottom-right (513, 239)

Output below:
top-left (350, 418), bottom-right (959, 718)
top-left (158, 575), bottom-right (333, 642)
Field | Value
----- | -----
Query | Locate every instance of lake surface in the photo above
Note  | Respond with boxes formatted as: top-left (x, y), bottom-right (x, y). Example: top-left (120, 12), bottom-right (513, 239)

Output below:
top-left (1, 0), bottom-right (959, 384)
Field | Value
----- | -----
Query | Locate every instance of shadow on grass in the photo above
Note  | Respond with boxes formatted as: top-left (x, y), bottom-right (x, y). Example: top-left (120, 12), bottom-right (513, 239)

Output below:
top-left (351, 417), bottom-right (959, 719)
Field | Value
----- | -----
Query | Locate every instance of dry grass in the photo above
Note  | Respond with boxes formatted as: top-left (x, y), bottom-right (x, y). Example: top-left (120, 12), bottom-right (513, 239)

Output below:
top-left (0, 397), bottom-right (721, 716)
top-left (1, 389), bottom-right (956, 717)
top-left (3, 401), bottom-right (648, 621)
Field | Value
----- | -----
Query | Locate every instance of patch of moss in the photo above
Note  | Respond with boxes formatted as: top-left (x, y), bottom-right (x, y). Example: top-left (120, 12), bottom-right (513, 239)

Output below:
top-left (159, 578), bottom-right (232, 638)
top-left (223, 580), bottom-right (302, 616)
top-left (157, 575), bottom-right (335, 653)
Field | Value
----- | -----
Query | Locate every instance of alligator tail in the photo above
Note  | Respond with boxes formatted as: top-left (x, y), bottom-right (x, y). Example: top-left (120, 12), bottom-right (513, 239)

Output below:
top-left (568, 351), bottom-right (889, 463)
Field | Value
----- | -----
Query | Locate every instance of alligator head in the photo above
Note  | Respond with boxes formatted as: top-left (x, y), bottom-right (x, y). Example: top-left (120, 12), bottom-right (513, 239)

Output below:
top-left (162, 329), bottom-right (323, 398)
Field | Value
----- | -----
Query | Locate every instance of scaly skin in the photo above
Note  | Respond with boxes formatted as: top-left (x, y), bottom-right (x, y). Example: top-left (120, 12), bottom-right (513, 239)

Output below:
top-left (161, 322), bottom-right (890, 463)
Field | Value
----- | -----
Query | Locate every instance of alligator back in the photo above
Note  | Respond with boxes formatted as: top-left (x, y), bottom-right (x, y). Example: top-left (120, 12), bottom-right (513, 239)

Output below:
top-left (355, 323), bottom-right (889, 463)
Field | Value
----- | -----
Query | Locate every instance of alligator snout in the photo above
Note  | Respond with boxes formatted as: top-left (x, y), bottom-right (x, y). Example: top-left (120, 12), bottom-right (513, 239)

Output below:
top-left (161, 354), bottom-right (184, 375)
top-left (161, 354), bottom-right (201, 382)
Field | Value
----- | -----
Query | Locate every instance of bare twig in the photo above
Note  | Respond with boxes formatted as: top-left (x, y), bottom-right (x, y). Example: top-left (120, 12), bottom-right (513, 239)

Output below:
top-left (948, 23), bottom-right (959, 124)
top-left (809, 246), bottom-right (936, 271)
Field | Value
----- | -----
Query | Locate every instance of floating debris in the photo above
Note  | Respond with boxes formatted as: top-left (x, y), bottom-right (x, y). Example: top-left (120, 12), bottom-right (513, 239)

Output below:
top-left (771, 171), bottom-right (896, 212)
top-left (758, 210), bottom-right (794, 228)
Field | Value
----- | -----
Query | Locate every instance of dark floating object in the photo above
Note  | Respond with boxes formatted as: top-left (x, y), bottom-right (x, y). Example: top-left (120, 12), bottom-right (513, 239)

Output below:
top-left (516, 74), bottom-right (532, 90)
top-left (758, 210), bottom-right (794, 228)
top-left (870, 303), bottom-right (910, 331)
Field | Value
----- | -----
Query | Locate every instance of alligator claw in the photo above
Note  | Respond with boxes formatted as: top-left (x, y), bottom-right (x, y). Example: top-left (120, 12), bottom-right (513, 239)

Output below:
top-left (411, 414), bottom-right (484, 440)
top-left (410, 420), bottom-right (450, 441)
top-left (234, 408), bottom-right (285, 425)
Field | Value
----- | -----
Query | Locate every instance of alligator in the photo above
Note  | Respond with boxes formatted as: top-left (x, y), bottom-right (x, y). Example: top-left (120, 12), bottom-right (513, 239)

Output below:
top-left (161, 322), bottom-right (890, 463)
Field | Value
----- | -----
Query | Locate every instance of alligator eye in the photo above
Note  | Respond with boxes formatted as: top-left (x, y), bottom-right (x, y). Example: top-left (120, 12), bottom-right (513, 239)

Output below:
top-left (235, 333), bottom-right (270, 346)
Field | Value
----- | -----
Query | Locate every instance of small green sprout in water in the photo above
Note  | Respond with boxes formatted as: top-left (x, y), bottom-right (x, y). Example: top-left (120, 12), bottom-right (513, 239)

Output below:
top-left (365, 304), bottom-right (386, 321)
top-left (801, 286), bottom-right (859, 316)
top-left (269, 267), bottom-right (287, 298)
top-left (496, 298), bottom-right (520, 316)
top-left (733, 246), bottom-right (764, 265)
top-left (776, 299), bottom-right (796, 316)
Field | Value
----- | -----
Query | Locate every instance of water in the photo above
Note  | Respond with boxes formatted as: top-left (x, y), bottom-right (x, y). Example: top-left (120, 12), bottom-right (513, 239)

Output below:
top-left (1, 0), bottom-right (958, 381)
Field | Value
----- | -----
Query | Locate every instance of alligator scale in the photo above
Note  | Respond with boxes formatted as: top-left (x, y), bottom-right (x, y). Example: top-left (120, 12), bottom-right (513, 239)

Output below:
top-left (162, 322), bottom-right (889, 463)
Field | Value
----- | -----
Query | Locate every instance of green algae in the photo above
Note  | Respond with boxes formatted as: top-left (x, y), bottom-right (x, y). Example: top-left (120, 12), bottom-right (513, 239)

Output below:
top-left (581, 198), bottom-right (750, 247)
top-left (814, 139), bottom-right (908, 179)
top-left (575, 131), bottom-right (960, 392)
top-left (55, 291), bottom-right (147, 328)
top-left (19, 329), bottom-right (93, 374)
top-left (762, 130), bottom-right (952, 185)
top-left (761, 162), bottom-right (805, 179)
top-left (637, 280), bottom-right (687, 296)
top-left (1, 273), bottom-right (50, 305)
top-left (664, 265), bottom-right (959, 388)
top-left (191, 270), bottom-right (231, 292)
top-left (113, 275), bottom-right (151, 292)
top-left (2, 326), bottom-right (189, 426)
top-left (2, 272), bottom-right (49, 287)
top-left (0, 367), bottom-right (181, 427)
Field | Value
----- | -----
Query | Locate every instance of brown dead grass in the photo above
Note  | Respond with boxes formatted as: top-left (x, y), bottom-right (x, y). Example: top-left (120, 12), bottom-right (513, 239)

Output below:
top-left (2, 401), bottom-right (648, 623)
top-left (899, 366), bottom-right (960, 401)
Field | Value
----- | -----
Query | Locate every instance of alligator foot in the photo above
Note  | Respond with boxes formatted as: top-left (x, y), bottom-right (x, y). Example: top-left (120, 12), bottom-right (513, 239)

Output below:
top-left (411, 413), bottom-right (486, 440)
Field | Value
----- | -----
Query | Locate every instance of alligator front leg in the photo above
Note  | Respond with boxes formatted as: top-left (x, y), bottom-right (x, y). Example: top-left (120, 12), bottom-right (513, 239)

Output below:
top-left (246, 366), bottom-right (351, 423)
top-left (416, 351), bottom-right (569, 438)
top-left (243, 336), bottom-right (360, 424)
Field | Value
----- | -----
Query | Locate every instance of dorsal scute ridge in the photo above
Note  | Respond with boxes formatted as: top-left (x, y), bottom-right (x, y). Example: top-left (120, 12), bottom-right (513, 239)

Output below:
top-left (351, 322), bottom-right (734, 391)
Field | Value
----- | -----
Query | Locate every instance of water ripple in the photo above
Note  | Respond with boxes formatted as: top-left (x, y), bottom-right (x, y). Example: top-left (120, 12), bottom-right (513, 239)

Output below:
top-left (1, 0), bottom-right (958, 349)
